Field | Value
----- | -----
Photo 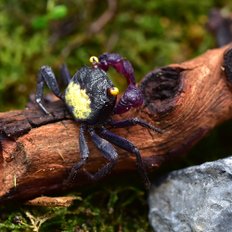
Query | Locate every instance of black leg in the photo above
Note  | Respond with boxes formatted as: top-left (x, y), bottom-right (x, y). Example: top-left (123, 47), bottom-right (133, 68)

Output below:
top-left (68, 124), bottom-right (89, 181)
top-left (99, 127), bottom-right (151, 190)
top-left (85, 128), bottom-right (118, 181)
top-left (60, 64), bottom-right (71, 85)
top-left (110, 117), bottom-right (162, 133)
top-left (35, 66), bottom-right (64, 114)
top-left (35, 70), bottom-right (48, 114)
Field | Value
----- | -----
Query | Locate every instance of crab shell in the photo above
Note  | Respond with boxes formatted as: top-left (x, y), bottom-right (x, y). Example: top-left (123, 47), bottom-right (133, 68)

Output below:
top-left (65, 66), bottom-right (117, 125)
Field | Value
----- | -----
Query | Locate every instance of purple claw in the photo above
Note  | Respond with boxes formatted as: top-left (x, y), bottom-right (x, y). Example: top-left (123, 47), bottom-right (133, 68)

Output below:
top-left (98, 53), bottom-right (136, 85)
top-left (96, 53), bottom-right (144, 114)
top-left (114, 84), bottom-right (143, 114)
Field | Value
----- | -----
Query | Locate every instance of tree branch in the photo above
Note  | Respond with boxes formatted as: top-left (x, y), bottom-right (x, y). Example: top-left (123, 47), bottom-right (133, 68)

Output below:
top-left (1, 44), bottom-right (232, 202)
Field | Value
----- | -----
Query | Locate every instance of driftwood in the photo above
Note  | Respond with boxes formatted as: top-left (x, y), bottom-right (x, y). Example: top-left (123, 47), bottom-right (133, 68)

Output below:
top-left (1, 44), bottom-right (232, 203)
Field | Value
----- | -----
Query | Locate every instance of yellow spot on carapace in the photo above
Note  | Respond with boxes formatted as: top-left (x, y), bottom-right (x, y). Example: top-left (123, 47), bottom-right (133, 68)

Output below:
top-left (65, 82), bottom-right (91, 119)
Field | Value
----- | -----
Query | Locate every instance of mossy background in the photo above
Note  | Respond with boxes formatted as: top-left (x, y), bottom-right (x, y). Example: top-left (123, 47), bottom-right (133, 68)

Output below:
top-left (1, 0), bottom-right (232, 231)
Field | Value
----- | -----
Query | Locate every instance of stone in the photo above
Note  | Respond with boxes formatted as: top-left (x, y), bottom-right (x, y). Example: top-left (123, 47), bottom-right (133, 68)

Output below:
top-left (148, 157), bottom-right (232, 232)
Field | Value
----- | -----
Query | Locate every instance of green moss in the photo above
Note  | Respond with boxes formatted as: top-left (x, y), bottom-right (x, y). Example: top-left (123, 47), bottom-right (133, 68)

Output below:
top-left (0, 186), bottom-right (152, 232)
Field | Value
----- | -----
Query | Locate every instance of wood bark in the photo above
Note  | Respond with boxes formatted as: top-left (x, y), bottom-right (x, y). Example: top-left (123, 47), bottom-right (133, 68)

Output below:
top-left (1, 44), bottom-right (232, 203)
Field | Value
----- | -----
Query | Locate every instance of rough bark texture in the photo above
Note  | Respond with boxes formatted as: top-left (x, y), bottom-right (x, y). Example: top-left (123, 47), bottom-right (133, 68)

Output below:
top-left (1, 44), bottom-right (232, 203)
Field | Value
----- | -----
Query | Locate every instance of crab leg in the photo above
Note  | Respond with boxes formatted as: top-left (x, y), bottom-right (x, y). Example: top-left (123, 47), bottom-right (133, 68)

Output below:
top-left (110, 118), bottom-right (162, 134)
top-left (99, 127), bottom-right (151, 190)
top-left (35, 66), bottom-right (64, 114)
top-left (84, 128), bottom-right (118, 181)
top-left (60, 64), bottom-right (71, 85)
top-left (68, 124), bottom-right (89, 181)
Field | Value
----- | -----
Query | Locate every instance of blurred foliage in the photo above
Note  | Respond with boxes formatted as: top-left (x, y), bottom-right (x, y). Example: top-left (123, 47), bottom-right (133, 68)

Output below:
top-left (1, 0), bottom-right (232, 231)
top-left (0, 0), bottom-right (232, 111)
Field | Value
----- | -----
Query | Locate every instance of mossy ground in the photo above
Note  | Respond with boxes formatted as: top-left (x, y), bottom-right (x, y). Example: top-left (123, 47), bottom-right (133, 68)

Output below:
top-left (0, 183), bottom-right (152, 232)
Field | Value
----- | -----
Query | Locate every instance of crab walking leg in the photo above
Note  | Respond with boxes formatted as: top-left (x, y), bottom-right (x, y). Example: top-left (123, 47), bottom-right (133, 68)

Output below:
top-left (60, 64), bottom-right (71, 85)
top-left (35, 66), bottom-right (64, 114)
top-left (68, 124), bottom-right (89, 181)
top-left (110, 118), bottom-right (162, 134)
top-left (85, 128), bottom-right (118, 181)
top-left (35, 71), bottom-right (48, 114)
top-left (99, 127), bottom-right (151, 190)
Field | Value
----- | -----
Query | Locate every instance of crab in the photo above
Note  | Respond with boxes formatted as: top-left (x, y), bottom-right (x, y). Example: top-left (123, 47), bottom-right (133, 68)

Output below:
top-left (35, 53), bottom-right (161, 189)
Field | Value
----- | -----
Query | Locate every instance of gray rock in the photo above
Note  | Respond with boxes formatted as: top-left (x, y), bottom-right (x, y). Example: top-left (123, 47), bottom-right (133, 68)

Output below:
top-left (148, 157), bottom-right (232, 232)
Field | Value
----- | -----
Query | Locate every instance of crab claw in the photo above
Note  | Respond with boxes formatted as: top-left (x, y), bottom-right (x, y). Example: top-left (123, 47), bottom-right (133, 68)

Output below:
top-left (114, 84), bottom-right (143, 114)
top-left (96, 53), bottom-right (144, 114)
top-left (98, 53), bottom-right (136, 85)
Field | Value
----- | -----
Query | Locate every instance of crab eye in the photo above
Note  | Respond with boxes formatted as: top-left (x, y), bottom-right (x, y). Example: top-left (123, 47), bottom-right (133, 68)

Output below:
top-left (89, 56), bottom-right (99, 64)
top-left (108, 87), bottom-right (119, 96)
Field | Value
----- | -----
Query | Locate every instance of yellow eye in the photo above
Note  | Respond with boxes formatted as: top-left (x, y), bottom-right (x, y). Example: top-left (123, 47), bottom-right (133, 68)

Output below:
top-left (108, 87), bottom-right (119, 96)
top-left (89, 56), bottom-right (99, 64)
